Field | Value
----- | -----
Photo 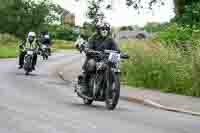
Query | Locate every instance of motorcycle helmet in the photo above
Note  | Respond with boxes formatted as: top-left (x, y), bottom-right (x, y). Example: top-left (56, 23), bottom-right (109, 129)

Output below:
top-left (27, 32), bottom-right (36, 42)
top-left (97, 22), bottom-right (111, 37)
top-left (44, 34), bottom-right (50, 39)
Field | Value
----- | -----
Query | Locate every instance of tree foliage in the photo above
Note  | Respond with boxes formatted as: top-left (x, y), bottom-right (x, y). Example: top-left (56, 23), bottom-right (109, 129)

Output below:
top-left (85, 0), bottom-right (171, 28)
top-left (0, 0), bottom-right (62, 38)
top-left (125, 0), bottom-right (165, 10)
top-left (87, 0), bottom-right (105, 25)
top-left (48, 24), bottom-right (79, 41)
top-left (80, 22), bottom-right (96, 39)
top-left (174, 0), bottom-right (200, 26)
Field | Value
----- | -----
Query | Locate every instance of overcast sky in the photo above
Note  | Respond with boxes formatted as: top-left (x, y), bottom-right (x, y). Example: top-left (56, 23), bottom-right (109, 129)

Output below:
top-left (53, 0), bottom-right (175, 27)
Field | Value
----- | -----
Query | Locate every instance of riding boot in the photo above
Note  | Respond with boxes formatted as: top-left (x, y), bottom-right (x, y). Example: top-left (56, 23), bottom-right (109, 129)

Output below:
top-left (78, 72), bottom-right (89, 95)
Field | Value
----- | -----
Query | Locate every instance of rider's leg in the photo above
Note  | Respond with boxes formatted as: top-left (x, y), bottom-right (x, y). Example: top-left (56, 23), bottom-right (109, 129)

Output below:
top-left (19, 51), bottom-right (26, 69)
top-left (79, 57), bottom-right (89, 94)
top-left (32, 53), bottom-right (37, 70)
top-left (80, 58), bottom-right (96, 95)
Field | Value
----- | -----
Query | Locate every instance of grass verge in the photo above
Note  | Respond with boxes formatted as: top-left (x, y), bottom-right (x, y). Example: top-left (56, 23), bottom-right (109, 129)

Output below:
top-left (0, 38), bottom-right (75, 58)
top-left (120, 39), bottom-right (200, 97)
top-left (0, 45), bottom-right (18, 58)
top-left (52, 40), bottom-right (75, 50)
top-left (0, 34), bottom-right (19, 58)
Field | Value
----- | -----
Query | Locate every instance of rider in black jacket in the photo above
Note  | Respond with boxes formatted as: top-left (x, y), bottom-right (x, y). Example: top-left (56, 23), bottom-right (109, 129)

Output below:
top-left (39, 32), bottom-right (52, 55)
top-left (80, 22), bottom-right (119, 94)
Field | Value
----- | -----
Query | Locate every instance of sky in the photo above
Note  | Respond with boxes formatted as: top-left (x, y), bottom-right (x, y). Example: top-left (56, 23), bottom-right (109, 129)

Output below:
top-left (53, 0), bottom-right (175, 27)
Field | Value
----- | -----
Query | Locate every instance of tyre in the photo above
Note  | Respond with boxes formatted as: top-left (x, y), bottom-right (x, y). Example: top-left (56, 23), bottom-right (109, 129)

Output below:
top-left (105, 71), bottom-right (120, 110)
top-left (25, 71), bottom-right (29, 76)
top-left (46, 55), bottom-right (48, 60)
top-left (24, 55), bottom-right (32, 75)
top-left (42, 53), bottom-right (48, 60)
top-left (83, 98), bottom-right (93, 105)
top-left (48, 49), bottom-right (51, 56)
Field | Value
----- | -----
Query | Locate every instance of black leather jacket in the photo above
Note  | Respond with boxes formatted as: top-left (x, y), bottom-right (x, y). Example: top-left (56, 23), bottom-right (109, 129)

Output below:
top-left (88, 34), bottom-right (119, 52)
top-left (40, 38), bottom-right (51, 45)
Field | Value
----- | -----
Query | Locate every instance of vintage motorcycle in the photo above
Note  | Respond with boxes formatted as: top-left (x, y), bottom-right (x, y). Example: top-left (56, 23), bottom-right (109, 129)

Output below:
top-left (23, 48), bottom-right (35, 75)
top-left (75, 44), bottom-right (129, 110)
top-left (39, 44), bottom-right (50, 60)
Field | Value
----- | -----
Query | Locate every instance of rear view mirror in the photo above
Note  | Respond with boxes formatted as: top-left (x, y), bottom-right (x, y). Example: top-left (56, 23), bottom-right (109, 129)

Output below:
top-left (120, 53), bottom-right (129, 59)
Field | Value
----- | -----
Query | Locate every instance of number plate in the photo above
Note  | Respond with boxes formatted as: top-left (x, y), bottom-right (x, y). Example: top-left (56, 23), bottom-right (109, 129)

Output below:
top-left (42, 45), bottom-right (47, 49)
top-left (108, 53), bottom-right (120, 63)
top-left (27, 51), bottom-right (33, 55)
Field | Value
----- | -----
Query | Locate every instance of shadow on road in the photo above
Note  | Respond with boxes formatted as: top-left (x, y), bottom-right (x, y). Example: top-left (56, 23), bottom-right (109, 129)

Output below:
top-left (15, 72), bottom-right (39, 77)
top-left (66, 101), bottom-right (132, 113)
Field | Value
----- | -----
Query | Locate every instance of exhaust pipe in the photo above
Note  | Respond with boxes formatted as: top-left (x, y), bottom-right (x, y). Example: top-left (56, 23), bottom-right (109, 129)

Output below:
top-left (75, 84), bottom-right (93, 100)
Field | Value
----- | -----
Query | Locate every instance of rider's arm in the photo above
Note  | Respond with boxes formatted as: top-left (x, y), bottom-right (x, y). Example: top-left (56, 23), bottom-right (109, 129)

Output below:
top-left (87, 33), bottom-right (99, 50)
top-left (36, 40), bottom-right (41, 49)
top-left (19, 40), bottom-right (26, 50)
top-left (49, 38), bottom-right (52, 46)
top-left (111, 39), bottom-right (120, 52)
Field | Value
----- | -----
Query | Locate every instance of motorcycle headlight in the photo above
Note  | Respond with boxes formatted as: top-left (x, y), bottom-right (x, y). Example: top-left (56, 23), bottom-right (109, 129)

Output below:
top-left (108, 53), bottom-right (121, 63)
top-left (27, 51), bottom-right (33, 55)
top-left (42, 45), bottom-right (47, 49)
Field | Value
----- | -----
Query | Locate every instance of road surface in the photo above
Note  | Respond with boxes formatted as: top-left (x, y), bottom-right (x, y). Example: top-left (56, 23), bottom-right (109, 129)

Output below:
top-left (0, 51), bottom-right (199, 133)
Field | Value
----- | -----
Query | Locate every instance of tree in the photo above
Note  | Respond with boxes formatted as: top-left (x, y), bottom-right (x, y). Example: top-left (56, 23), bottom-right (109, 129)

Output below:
top-left (48, 24), bottom-right (79, 41)
top-left (126, 0), bottom-right (199, 25)
top-left (87, 0), bottom-right (105, 25)
top-left (173, 0), bottom-right (200, 26)
top-left (0, 0), bottom-right (62, 38)
top-left (81, 22), bottom-right (96, 39)
top-left (85, 0), bottom-right (196, 21)
top-left (85, 0), bottom-right (168, 26)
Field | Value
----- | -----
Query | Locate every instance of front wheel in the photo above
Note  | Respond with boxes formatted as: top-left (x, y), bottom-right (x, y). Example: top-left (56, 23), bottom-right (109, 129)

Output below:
top-left (43, 55), bottom-right (48, 60)
top-left (25, 71), bottom-right (29, 76)
top-left (48, 48), bottom-right (51, 56)
top-left (105, 71), bottom-right (120, 110)
top-left (83, 98), bottom-right (93, 105)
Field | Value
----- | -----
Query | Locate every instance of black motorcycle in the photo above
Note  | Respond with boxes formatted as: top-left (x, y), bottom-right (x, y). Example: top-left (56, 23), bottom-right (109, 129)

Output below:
top-left (39, 44), bottom-right (49, 60)
top-left (75, 48), bottom-right (129, 110)
top-left (23, 48), bottom-right (35, 75)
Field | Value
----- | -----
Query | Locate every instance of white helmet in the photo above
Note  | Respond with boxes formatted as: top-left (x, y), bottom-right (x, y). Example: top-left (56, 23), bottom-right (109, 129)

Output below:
top-left (44, 34), bottom-right (50, 39)
top-left (28, 32), bottom-right (36, 38)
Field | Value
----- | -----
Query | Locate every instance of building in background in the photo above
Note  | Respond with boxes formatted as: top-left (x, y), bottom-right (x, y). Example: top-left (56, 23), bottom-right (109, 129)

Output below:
top-left (61, 10), bottom-right (75, 25)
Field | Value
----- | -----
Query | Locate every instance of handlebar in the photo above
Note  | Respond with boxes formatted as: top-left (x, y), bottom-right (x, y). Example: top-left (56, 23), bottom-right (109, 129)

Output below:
top-left (104, 49), bottom-right (119, 54)
top-left (25, 48), bottom-right (35, 51)
top-left (86, 49), bottom-right (102, 55)
top-left (78, 42), bottom-right (129, 59)
top-left (120, 53), bottom-right (129, 59)
top-left (86, 49), bottom-right (129, 59)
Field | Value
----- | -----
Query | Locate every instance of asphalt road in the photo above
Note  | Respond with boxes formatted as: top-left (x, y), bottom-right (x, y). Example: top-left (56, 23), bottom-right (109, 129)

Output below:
top-left (0, 51), bottom-right (199, 133)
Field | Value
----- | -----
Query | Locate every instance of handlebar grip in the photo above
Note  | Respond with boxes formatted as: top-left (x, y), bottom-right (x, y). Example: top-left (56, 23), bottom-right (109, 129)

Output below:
top-left (86, 50), bottom-right (101, 54)
top-left (120, 53), bottom-right (129, 59)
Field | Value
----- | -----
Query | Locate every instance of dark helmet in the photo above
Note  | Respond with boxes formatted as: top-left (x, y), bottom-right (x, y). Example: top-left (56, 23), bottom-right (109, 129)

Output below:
top-left (96, 22), bottom-right (111, 33)
top-left (40, 31), bottom-right (48, 37)
top-left (79, 34), bottom-right (84, 38)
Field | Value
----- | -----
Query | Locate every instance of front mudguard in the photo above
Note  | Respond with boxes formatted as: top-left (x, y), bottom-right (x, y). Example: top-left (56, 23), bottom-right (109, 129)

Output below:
top-left (24, 55), bottom-right (33, 71)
